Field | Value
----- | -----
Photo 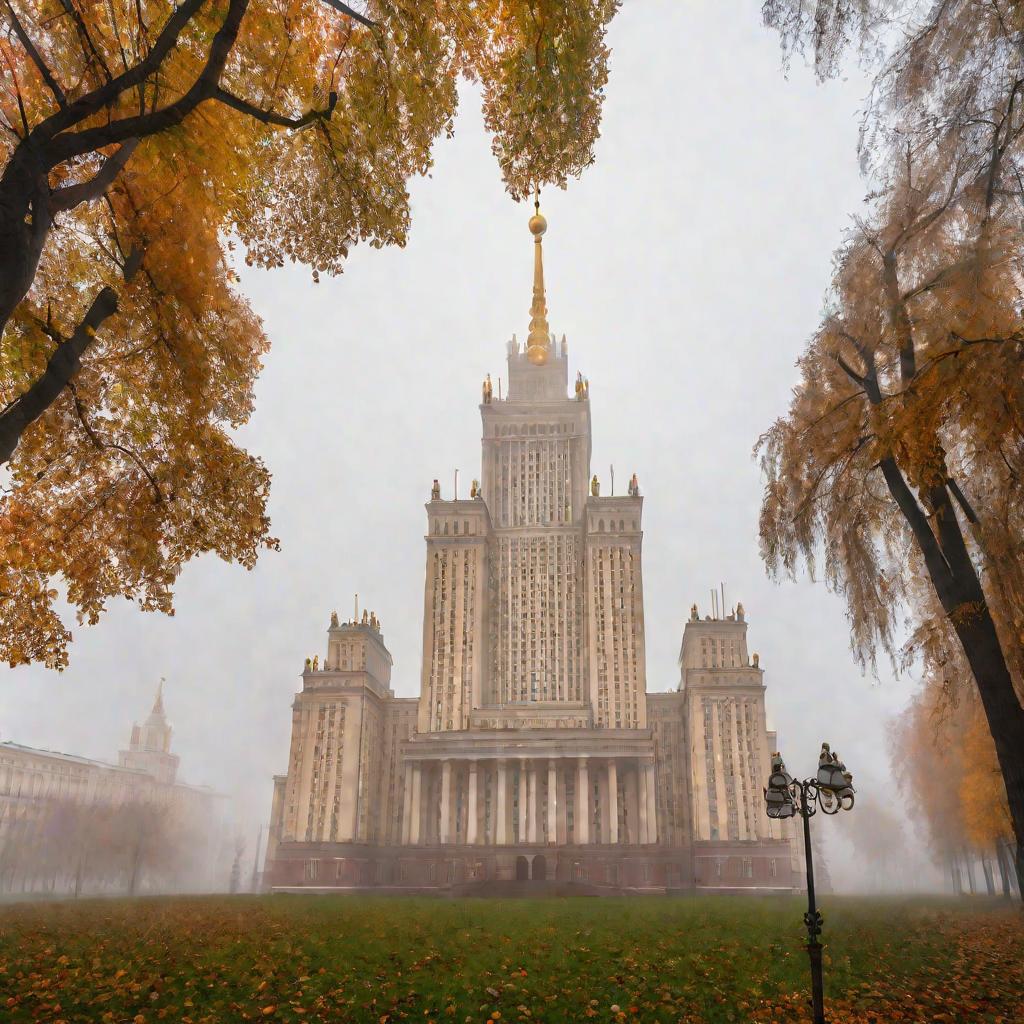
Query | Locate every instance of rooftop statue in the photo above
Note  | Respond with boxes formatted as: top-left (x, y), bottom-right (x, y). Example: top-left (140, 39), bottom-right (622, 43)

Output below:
top-left (628, 473), bottom-right (639, 497)
top-left (752, 652), bottom-right (760, 668)
top-left (312, 655), bottom-right (319, 671)
top-left (690, 603), bottom-right (699, 622)
top-left (736, 601), bottom-right (745, 622)
top-left (591, 475), bottom-right (600, 497)
top-left (482, 374), bottom-right (493, 404)
top-left (431, 479), bottom-right (441, 500)
top-left (470, 479), bottom-right (480, 499)
top-left (362, 609), bottom-right (369, 625)
top-left (330, 611), bottom-right (339, 628)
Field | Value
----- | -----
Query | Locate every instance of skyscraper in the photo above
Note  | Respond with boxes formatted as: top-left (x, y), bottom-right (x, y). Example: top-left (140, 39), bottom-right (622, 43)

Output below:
top-left (265, 207), bottom-right (800, 892)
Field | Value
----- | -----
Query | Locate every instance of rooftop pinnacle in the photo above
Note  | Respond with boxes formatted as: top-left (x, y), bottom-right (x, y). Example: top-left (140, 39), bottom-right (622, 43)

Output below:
top-left (526, 191), bottom-right (551, 366)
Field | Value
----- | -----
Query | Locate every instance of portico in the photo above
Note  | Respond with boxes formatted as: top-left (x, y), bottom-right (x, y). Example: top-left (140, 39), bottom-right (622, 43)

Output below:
top-left (399, 730), bottom-right (659, 848)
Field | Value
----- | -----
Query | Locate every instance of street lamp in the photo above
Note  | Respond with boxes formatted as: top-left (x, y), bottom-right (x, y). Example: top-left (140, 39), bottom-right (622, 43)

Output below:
top-left (764, 743), bottom-right (856, 1024)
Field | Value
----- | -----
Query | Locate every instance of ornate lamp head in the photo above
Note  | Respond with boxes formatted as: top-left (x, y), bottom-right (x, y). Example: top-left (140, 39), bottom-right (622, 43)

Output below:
top-left (765, 752), bottom-right (796, 818)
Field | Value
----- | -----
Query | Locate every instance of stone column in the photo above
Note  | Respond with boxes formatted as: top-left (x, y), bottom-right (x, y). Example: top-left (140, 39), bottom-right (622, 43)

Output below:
top-left (518, 760), bottom-right (528, 843)
top-left (576, 758), bottom-right (590, 845)
top-left (440, 760), bottom-right (452, 844)
top-left (401, 762), bottom-right (413, 844)
top-left (496, 760), bottom-right (508, 845)
top-left (638, 759), bottom-right (649, 845)
top-left (645, 761), bottom-right (659, 845)
top-left (467, 760), bottom-right (479, 845)
top-left (547, 759), bottom-right (558, 844)
top-left (557, 766), bottom-right (570, 844)
top-left (410, 763), bottom-right (422, 845)
top-left (528, 763), bottom-right (539, 843)
top-left (607, 759), bottom-right (619, 845)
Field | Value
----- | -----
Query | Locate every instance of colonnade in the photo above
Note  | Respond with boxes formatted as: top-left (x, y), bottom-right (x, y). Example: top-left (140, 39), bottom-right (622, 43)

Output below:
top-left (400, 756), bottom-right (658, 847)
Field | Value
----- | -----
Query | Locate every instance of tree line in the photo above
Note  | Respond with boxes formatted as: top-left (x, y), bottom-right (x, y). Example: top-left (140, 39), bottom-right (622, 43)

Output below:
top-left (0, 795), bottom-right (225, 896)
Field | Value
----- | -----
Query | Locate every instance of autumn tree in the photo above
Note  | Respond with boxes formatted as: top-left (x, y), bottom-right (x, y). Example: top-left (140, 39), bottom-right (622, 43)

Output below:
top-left (890, 664), bottom-right (1017, 897)
top-left (0, 0), bottom-right (618, 668)
top-left (758, 0), bottom-right (1024, 895)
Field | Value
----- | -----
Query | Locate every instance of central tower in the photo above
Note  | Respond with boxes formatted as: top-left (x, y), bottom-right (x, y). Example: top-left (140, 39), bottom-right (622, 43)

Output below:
top-left (419, 204), bottom-right (647, 734)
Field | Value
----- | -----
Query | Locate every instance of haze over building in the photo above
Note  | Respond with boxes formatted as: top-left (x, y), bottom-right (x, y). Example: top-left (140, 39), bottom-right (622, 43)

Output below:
top-left (0, 684), bottom-right (229, 894)
top-left (265, 208), bottom-right (801, 891)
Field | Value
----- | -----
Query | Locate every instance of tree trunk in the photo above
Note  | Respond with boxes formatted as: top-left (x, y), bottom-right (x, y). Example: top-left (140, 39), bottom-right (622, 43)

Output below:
top-left (952, 610), bottom-right (1024, 903)
top-left (128, 835), bottom-right (143, 896)
top-left (950, 852), bottom-right (962, 895)
top-left (982, 856), bottom-right (995, 896)
top-left (995, 842), bottom-right (1011, 898)
top-left (0, 152), bottom-right (51, 340)
top-left (1000, 836), bottom-right (1020, 895)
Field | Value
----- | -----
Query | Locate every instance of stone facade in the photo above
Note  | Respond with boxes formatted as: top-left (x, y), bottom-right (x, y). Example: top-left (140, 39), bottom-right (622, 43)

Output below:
top-left (265, 210), bottom-right (801, 894)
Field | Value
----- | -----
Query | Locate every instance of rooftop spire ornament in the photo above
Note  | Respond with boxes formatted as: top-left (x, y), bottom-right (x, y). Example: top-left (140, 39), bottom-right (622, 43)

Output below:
top-left (526, 190), bottom-right (551, 366)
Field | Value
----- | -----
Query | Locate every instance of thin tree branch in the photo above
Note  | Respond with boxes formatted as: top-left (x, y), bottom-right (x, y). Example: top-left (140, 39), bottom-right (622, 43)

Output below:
top-left (948, 478), bottom-right (980, 525)
top-left (46, 0), bottom-right (249, 163)
top-left (318, 0), bottom-right (376, 29)
top-left (34, 0), bottom-right (209, 144)
top-left (69, 382), bottom-right (163, 504)
top-left (211, 86), bottom-right (338, 128)
top-left (4, 0), bottom-right (67, 107)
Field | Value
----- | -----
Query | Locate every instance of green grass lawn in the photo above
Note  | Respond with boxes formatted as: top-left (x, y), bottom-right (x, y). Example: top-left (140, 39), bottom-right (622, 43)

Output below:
top-left (1, 895), bottom-right (1021, 1023)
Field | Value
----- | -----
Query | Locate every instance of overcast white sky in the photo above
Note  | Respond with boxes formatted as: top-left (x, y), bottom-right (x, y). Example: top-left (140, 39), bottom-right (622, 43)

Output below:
top-left (1, 2), bottom-right (940, 889)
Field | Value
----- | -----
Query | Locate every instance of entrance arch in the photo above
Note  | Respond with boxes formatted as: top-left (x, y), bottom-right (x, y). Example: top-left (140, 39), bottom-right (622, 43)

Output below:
top-left (515, 856), bottom-right (530, 881)
top-left (532, 854), bottom-right (547, 881)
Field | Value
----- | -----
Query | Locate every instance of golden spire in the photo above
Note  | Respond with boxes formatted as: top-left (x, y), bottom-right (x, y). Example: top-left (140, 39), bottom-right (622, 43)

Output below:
top-left (526, 189), bottom-right (551, 365)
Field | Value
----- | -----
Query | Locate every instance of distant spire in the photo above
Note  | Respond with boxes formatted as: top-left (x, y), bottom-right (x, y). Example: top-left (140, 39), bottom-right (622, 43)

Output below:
top-left (526, 190), bottom-right (551, 366)
top-left (152, 677), bottom-right (165, 717)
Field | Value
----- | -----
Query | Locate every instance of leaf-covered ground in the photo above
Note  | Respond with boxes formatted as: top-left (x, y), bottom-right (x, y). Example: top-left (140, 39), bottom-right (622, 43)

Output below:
top-left (1, 895), bottom-right (1021, 1023)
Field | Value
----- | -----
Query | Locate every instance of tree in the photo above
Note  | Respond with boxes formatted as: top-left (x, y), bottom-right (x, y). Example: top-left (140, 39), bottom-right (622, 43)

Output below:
top-left (758, 0), bottom-right (1024, 896)
top-left (0, 0), bottom-right (619, 668)
top-left (889, 663), bottom-right (1017, 895)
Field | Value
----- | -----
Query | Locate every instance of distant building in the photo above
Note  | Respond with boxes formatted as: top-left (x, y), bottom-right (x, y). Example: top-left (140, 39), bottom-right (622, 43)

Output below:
top-left (0, 684), bottom-right (228, 894)
top-left (265, 208), bottom-right (802, 893)
top-left (118, 680), bottom-right (180, 785)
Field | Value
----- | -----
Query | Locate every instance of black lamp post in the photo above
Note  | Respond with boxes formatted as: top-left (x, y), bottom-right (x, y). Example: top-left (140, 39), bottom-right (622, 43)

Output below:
top-left (764, 743), bottom-right (855, 1024)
